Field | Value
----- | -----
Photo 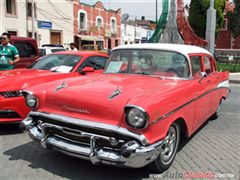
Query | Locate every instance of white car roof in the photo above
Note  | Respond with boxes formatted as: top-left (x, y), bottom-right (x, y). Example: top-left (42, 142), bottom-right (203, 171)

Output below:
top-left (113, 43), bottom-right (212, 57)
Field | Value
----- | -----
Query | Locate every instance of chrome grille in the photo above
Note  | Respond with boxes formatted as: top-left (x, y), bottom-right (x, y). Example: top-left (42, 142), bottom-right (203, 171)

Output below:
top-left (0, 91), bottom-right (23, 98)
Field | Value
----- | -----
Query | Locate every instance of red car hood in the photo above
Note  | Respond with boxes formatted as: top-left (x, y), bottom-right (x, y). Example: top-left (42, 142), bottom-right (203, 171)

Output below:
top-left (36, 74), bottom-right (184, 126)
top-left (0, 69), bottom-right (74, 91)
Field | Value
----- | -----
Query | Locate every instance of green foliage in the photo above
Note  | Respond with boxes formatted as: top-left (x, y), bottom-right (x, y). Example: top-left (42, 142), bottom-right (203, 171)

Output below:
top-left (188, 0), bottom-right (226, 39)
top-left (217, 62), bottom-right (240, 73)
top-left (227, 0), bottom-right (240, 38)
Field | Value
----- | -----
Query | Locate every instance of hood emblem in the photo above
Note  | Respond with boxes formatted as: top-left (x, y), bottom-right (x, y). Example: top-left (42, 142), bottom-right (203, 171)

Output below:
top-left (109, 87), bottom-right (121, 100)
top-left (56, 81), bottom-right (67, 91)
top-left (63, 105), bottom-right (90, 114)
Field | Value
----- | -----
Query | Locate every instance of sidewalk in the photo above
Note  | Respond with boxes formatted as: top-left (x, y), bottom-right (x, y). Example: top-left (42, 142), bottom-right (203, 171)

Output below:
top-left (230, 73), bottom-right (240, 84)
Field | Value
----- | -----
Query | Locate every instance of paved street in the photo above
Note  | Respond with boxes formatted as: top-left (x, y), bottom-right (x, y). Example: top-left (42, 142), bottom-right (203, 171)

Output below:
top-left (0, 84), bottom-right (239, 180)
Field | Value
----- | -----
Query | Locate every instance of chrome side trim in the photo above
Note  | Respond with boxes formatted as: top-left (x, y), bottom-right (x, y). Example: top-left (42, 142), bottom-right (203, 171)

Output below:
top-left (150, 86), bottom-right (230, 125)
top-left (27, 111), bottom-right (149, 145)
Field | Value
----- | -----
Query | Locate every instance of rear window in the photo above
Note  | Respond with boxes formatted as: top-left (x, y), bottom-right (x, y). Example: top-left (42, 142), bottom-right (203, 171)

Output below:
top-left (14, 42), bottom-right (37, 58)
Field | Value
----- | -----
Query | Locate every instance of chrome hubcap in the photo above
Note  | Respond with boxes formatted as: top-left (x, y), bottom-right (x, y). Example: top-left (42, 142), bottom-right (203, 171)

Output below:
top-left (160, 126), bottom-right (177, 162)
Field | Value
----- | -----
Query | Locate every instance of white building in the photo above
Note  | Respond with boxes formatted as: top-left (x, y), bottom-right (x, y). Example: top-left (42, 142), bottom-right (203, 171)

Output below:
top-left (121, 24), bottom-right (153, 45)
top-left (0, 0), bottom-right (77, 47)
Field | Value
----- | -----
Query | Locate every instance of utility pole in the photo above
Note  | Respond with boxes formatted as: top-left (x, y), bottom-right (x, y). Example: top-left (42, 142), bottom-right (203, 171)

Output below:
top-left (32, 0), bottom-right (35, 39)
top-left (205, 0), bottom-right (216, 55)
top-left (0, 1), bottom-right (3, 33)
top-left (156, 0), bottom-right (158, 24)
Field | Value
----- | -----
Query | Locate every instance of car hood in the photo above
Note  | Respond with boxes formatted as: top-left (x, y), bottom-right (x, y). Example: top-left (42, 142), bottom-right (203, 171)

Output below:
top-left (0, 69), bottom-right (71, 91)
top-left (36, 74), bottom-right (184, 126)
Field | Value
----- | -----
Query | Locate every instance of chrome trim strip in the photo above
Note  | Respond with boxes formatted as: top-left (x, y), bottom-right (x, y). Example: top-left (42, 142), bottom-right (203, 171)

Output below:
top-left (125, 104), bottom-right (147, 113)
top-left (28, 111), bottom-right (149, 145)
top-left (150, 86), bottom-right (230, 125)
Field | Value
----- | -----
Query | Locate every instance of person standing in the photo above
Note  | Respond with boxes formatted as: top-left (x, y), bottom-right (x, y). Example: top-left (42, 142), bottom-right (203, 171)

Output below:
top-left (69, 43), bottom-right (78, 51)
top-left (0, 32), bottom-right (20, 71)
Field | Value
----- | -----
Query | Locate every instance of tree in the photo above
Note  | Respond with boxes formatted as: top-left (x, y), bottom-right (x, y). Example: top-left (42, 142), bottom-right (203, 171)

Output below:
top-left (188, 0), bottom-right (226, 39)
top-left (227, 0), bottom-right (240, 38)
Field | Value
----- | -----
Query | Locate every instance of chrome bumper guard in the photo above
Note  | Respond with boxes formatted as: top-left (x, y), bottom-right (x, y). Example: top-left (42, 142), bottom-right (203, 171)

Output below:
top-left (21, 115), bottom-right (163, 168)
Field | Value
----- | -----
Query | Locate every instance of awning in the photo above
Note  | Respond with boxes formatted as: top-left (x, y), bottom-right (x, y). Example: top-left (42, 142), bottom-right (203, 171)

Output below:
top-left (75, 35), bottom-right (98, 41)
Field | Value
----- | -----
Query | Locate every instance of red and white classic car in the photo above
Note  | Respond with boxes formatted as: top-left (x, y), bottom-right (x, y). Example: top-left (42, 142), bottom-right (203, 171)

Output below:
top-left (21, 44), bottom-right (230, 172)
top-left (0, 51), bottom-right (108, 124)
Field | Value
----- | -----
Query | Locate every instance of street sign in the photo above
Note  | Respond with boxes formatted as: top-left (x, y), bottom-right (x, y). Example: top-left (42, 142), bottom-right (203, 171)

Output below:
top-left (37, 21), bottom-right (52, 29)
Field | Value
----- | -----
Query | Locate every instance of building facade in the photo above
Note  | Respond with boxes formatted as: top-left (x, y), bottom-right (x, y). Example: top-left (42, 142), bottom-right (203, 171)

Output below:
top-left (0, 0), bottom-right (76, 47)
top-left (73, 1), bottom-right (121, 50)
top-left (121, 24), bottom-right (153, 45)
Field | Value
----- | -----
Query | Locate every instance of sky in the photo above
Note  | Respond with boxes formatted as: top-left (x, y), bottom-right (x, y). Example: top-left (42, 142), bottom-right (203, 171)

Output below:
top-left (80, 0), bottom-right (191, 21)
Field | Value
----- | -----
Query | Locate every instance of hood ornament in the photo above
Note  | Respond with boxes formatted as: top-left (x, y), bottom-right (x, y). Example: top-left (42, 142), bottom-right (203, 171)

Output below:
top-left (56, 81), bottom-right (67, 91)
top-left (109, 87), bottom-right (121, 100)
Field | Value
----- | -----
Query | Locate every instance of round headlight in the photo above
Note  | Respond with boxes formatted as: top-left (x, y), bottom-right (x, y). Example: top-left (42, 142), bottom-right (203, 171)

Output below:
top-left (126, 107), bottom-right (148, 129)
top-left (26, 94), bottom-right (38, 108)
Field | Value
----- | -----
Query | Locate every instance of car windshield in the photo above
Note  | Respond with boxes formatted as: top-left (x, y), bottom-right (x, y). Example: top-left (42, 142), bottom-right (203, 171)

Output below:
top-left (31, 54), bottom-right (82, 73)
top-left (105, 49), bottom-right (190, 78)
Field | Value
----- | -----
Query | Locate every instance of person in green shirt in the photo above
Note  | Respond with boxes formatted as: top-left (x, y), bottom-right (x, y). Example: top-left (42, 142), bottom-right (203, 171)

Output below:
top-left (0, 32), bottom-right (20, 71)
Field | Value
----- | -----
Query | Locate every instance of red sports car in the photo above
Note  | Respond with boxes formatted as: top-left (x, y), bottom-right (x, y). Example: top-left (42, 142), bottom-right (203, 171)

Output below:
top-left (21, 44), bottom-right (230, 172)
top-left (0, 51), bottom-right (108, 123)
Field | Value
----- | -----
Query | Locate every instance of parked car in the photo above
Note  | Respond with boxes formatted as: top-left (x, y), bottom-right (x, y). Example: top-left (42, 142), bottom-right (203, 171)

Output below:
top-left (21, 44), bottom-right (230, 173)
top-left (10, 36), bottom-right (39, 68)
top-left (0, 51), bottom-right (108, 124)
top-left (39, 47), bottom-right (66, 57)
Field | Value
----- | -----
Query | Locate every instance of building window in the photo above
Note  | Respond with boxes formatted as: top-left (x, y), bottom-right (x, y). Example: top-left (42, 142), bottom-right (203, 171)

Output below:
top-left (6, 0), bottom-right (16, 15)
top-left (96, 16), bottom-right (103, 28)
top-left (115, 39), bottom-right (118, 47)
top-left (28, 32), bottom-right (37, 39)
top-left (110, 17), bottom-right (117, 33)
top-left (7, 31), bottom-right (17, 36)
top-left (27, 2), bottom-right (36, 18)
top-left (78, 10), bottom-right (87, 30)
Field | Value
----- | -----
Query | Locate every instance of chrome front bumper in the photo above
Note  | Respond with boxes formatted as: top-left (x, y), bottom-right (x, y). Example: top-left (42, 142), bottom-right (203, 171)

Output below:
top-left (21, 114), bottom-right (163, 168)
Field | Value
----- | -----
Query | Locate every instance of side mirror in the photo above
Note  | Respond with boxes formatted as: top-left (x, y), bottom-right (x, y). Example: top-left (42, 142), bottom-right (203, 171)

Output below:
top-left (200, 72), bottom-right (207, 77)
top-left (199, 72), bottom-right (207, 83)
top-left (79, 66), bottom-right (94, 75)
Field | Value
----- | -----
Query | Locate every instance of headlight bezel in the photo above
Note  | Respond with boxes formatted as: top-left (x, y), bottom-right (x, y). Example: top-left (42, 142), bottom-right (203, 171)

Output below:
top-left (125, 105), bottom-right (149, 129)
top-left (22, 91), bottom-right (38, 109)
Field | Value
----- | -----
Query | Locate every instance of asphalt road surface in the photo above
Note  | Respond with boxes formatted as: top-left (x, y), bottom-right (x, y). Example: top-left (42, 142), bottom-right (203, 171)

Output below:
top-left (0, 84), bottom-right (239, 180)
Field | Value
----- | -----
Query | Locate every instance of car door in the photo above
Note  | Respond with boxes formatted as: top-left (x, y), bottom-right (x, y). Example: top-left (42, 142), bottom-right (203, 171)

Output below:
top-left (202, 55), bottom-right (219, 117)
top-left (189, 55), bottom-right (211, 131)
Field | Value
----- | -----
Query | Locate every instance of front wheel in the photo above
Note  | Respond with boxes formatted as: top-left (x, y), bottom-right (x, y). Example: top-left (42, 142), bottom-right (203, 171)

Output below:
top-left (148, 122), bottom-right (180, 173)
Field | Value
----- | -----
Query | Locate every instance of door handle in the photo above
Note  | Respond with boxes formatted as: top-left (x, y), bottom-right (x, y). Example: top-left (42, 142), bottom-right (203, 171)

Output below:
top-left (207, 80), bottom-right (211, 83)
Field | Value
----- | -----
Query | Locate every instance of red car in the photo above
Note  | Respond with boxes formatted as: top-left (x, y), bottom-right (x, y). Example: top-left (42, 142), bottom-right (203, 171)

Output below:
top-left (21, 44), bottom-right (230, 172)
top-left (10, 36), bottom-right (40, 68)
top-left (0, 51), bottom-right (108, 123)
